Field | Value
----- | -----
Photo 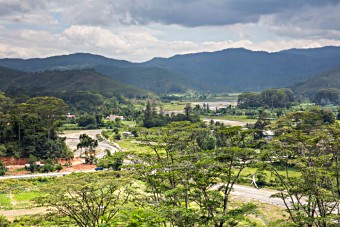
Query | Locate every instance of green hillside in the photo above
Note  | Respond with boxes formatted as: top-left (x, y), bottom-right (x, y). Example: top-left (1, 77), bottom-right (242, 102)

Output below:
top-left (144, 47), bottom-right (340, 92)
top-left (292, 68), bottom-right (340, 97)
top-left (95, 65), bottom-right (197, 93)
top-left (1, 47), bottom-right (340, 93)
top-left (0, 67), bottom-right (150, 98)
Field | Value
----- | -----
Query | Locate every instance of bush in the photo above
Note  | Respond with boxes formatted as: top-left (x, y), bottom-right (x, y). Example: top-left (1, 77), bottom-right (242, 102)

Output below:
top-left (114, 134), bottom-right (121, 140)
top-left (0, 161), bottom-right (7, 176)
top-left (40, 163), bottom-right (55, 173)
top-left (27, 155), bottom-right (38, 173)
top-left (0, 215), bottom-right (10, 226)
top-left (56, 164), bottom-right (63, 172)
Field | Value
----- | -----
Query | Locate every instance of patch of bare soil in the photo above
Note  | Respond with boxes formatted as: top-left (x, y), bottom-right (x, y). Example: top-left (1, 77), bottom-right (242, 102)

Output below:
top-left (5, 158), bottom-right (96, 176)
top-left (0, 207), bottom-right (53, 221)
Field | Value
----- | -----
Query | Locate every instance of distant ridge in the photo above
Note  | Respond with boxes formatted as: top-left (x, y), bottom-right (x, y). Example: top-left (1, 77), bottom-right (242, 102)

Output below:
top-left (0, 66), bottom-right (150, 97)
top-left (1, 46), bottom-right (340, 93)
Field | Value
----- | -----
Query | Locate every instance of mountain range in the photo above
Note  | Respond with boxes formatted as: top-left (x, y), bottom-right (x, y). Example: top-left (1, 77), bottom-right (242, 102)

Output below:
top-left (0, 67), bottom-right (150, 97)
top-left (0, 46), bottom-right (340, 95)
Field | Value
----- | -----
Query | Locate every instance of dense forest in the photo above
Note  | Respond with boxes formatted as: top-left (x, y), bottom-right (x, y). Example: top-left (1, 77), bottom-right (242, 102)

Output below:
top-left (0, 94), bottom-right (71, 159)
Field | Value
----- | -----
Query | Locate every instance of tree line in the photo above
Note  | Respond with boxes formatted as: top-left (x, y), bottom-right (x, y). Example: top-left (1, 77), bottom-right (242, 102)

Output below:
top-left (237, 88), bottom-right (294, 109)
top-left (0, 93), bottom-right (71, 159)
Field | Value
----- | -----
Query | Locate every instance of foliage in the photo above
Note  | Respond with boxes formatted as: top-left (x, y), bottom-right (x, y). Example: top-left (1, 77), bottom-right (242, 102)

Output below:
top-left (96, 152), bottom-right (125, 170)
top-left (27, 155), bottom-right (38, 173)
top-left (263, 111), bottom-right (340, 226)
top-left (0, 68), bottom-right (149, 98)
top-left (0, 215), bottom-right (10, 226)
top-left (0, 160), bottom-right (7, 176)
top-left (77, 115), bottom-right (97, 128)
top-left (0, 95), bottom-right (71, 159)
top-left (77, 134), bottom-right (98, 163)
top-left (142, 100), bottom-right (200, 128)
top-left (129, 122), bottom-right (257, 226)
top-left (292, 67), bottom-right (340, 98)
top-left (2, 47), bottom-right (340, 93)
top-left (313, 88), bottom-right (340, 105)
top-left (238, 88), bottom-right (294, 109)
top-left (35, 172), bottom-right (136, 227)
top-left (11, 213), bottom-right (75, 226)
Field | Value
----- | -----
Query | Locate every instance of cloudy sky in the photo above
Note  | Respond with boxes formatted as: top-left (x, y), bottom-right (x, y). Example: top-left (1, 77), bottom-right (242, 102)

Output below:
top-left (0, 0), bottom-right (340, 62)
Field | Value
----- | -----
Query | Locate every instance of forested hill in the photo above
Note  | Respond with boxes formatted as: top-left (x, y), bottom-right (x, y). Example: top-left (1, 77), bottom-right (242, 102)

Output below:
top-left (0, 46), bottom-right (340, 93)
top-left (0, 53), bottom-right (193, 93)
top-left (143, 46), bottom-right (340, 92)
top-left (0, 53), bottom-right (132, 72)
top-left (0, 67), bottom-right (149, 97)
top-left (291, 67), bottom-right (340, 97)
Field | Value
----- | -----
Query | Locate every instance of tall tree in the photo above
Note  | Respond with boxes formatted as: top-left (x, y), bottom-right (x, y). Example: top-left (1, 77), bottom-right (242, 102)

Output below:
top-left (35, 172), bottom-right (135, 227)
top-left (131, 122), bottom-right (257, 226)
top-left (264, 112), bottom-right (340, 226)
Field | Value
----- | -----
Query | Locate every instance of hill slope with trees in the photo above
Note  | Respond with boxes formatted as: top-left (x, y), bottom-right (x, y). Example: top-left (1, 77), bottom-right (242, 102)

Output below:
top-left (291, 67), bottom-right (340, 97)
top-left (0, 46), bottom-right (340, 93)
top-left (144, 46), bottom-right (340, 92)
top-left (0, 67), bottom-right (150, 98)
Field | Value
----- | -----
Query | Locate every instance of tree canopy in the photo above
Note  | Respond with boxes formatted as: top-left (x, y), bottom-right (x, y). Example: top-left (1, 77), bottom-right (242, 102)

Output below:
top-left (238, 88), bottom-right (294, 109)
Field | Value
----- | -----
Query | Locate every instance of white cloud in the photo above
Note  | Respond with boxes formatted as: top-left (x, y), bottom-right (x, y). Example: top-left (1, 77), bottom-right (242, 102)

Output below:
top-left (0, 0), bottom-right (339, 61)
top-left (0, 25), bottom-right (339, 62)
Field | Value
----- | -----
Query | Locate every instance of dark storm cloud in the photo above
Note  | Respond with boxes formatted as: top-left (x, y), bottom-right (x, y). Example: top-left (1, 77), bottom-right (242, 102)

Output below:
top-left (0, 1), bottom-right (47, 16)
top-left (1, 0), bottom-right (339, 39)
top-left (96, 0), bottom-right (339, 27)
top-left (1, 0), bottom-right (339, 28)
top-left (58, 0), bottom-right (340, 39)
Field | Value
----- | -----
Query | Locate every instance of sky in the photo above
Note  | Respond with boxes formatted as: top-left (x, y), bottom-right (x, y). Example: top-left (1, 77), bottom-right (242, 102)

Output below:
top-left (0, 0), bottom-right (340, 62)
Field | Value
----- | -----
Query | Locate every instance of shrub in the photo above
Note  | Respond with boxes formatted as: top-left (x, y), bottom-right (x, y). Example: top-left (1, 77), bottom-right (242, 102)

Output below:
top-left (0, 161), bottom-right (7, 176)
top-left (56, 164), bottom-right (63, 172)
top-left (0, 215), bottom-right (10, 226)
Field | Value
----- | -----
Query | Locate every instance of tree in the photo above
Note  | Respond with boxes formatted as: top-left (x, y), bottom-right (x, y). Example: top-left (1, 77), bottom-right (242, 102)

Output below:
top-left (97, 152), bottom-right (125, 170)
top-left (35, 172), bottom-right (135, 227)
top-left (263, 112), bottom-right (340, 226)
top-left (143, 100), bottom-right (153, 128)
top-left (131, 122), bottom-right (257, 226)
top-left (0, 94), bottom-right (70, 159)
top-left (184, 103), bottom-right (192, 120)
top-left (238, 88), bottom-right (294, 109)
top-left (313, 88), bottom-right (340, 105)
top-left (77, 115), bottom-right (97, 128)
top-left (77, 134), bottom-right (98, 163)
top-left (237, 92), bottom-right (262, 108)
top-left (27, 155), bottom-right (38, 173)
top-left (26, 97), bottom-right (67, 141)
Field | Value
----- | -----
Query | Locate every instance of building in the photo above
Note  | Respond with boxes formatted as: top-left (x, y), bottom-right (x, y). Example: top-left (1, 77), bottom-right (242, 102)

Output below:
top-left (106, 115), bottom-right (124, 121)
top-left (66, 113), bottom-right (76, 119)
top-left (263, 130), bottom-right (275, 140)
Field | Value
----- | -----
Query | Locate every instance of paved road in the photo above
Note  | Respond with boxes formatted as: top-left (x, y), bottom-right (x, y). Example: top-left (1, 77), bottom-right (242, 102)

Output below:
top-left (231, 184), bottom-right (286, 207)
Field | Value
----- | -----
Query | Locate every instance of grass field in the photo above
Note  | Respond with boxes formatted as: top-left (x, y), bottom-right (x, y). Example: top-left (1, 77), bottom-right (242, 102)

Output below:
top-left (116, 139), bottom-right (154, 154)
top-left (0, 194), bottom-right (11, 209)
top-left (202, 114), bottom-right (258, 123)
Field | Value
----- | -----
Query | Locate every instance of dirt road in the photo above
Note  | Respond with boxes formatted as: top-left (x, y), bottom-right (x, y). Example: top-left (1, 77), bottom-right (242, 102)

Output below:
top-left (203, 118), bottom-right (249, 126)
top-left (62, 129), bottom-right (118, 158)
